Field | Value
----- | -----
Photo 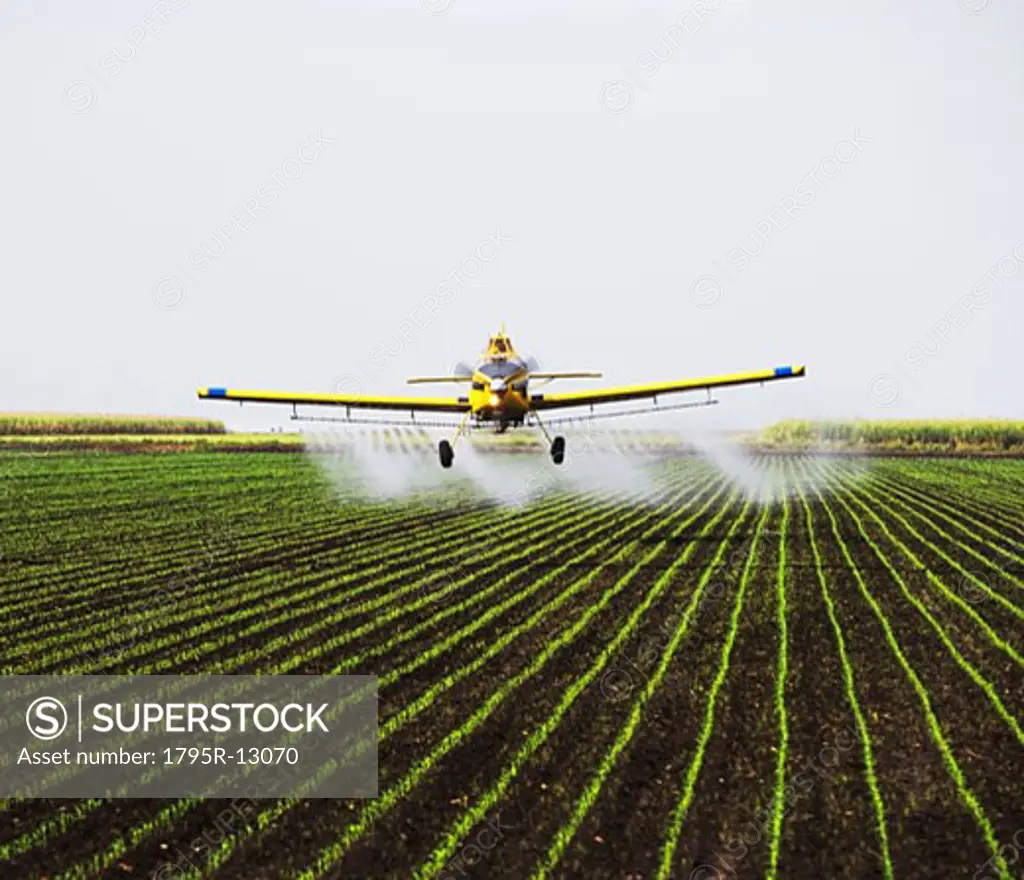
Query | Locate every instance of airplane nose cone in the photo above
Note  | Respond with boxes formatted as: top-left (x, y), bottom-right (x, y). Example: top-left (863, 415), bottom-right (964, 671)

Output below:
top-left (490, 378), bottom-right (507, 392)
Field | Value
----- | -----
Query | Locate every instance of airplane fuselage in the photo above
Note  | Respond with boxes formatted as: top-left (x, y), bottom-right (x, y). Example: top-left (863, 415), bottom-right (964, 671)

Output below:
top-left (468, 355), bottom-right (531, 429)
top-left (468, 354), bottom-right (536, 430)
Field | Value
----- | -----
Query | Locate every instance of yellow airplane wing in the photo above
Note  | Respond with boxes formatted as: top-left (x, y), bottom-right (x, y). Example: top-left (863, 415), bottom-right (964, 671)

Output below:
top-left (529, 365), bottom-right (806, 411)
top-left (196, 387), bottom-right (469, 413)
top-left (529, 372), bottom-right (603, 380)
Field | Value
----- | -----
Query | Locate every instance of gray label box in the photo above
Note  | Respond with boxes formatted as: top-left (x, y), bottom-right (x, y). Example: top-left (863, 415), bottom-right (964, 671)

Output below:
top-left (1, 676), bottom-right (377, 798)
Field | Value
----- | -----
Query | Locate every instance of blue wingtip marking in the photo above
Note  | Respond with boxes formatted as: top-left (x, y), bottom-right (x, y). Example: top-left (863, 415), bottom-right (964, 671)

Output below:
top-left (774, 366), bottom-right (793, 376)
top-left (208, 387), bottom-right (227, 398)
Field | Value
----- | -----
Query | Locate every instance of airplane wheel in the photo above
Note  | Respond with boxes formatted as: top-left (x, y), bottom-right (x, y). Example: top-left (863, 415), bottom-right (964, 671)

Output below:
top-left (550, 435), bottom-right (565, 465)
top-left (439, 439), bottom-right (454, 469)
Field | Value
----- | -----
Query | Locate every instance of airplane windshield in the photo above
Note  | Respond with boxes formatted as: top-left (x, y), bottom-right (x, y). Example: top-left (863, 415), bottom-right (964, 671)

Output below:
top-left (478, 362), bottom-right (522, 379)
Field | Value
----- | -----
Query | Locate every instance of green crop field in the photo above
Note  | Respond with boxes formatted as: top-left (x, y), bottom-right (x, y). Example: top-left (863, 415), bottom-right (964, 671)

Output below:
top-left (1, 450), bottom-right (1022, 879)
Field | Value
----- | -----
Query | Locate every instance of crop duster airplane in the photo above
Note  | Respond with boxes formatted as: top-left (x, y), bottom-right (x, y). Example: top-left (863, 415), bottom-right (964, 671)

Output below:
top-left (198, 326), bottom-right (806, 468)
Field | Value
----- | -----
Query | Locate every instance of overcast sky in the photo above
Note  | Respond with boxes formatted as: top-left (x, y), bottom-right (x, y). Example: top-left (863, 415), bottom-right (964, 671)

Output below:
top-left (2, 0), bottom-right (1022, 431)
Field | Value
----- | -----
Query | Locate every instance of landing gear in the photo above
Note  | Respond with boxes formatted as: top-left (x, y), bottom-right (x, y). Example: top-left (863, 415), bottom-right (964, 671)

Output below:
top-left (550, 435), bottom-right (565, 465)
top-left (439, 439), bottom-right (454, 469)
top-left (438, 410), bottom-right (473, 469)
top-left (531, 411), bottom-right (566, 466)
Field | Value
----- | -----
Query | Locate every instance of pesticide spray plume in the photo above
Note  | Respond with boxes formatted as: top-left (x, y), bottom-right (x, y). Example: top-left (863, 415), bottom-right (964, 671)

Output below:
top-left (302, 418), bottom-right (867, 508)
top-left (303, 421), bottom-right (672, 508)
top-left (677, 424), bottom-right (870, 503)
top-left (304, 425), bottom-right (447, 503)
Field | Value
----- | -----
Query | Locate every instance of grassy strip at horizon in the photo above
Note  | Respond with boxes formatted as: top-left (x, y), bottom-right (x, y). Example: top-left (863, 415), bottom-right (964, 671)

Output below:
top-left (0, 414), bottom-right (226, 435)
top-left (0, 433), bottom-right (298, 450)
top-left (761, 419), bottom-right (1024, 452)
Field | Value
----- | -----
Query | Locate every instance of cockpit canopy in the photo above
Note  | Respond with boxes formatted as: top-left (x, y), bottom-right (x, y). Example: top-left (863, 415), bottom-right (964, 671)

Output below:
top-left (478, 361), bottom-right (523, 379)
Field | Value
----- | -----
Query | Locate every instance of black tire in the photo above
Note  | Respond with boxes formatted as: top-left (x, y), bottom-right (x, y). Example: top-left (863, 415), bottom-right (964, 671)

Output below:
top-left (551, 435), bottom-right (565, 465)
top-left (439, 439), bottom-right (454, 469)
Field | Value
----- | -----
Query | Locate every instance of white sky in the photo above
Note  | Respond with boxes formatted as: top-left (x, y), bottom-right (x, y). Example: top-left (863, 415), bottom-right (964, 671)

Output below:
top-left (2, 0), bottom-right (1022, 431)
